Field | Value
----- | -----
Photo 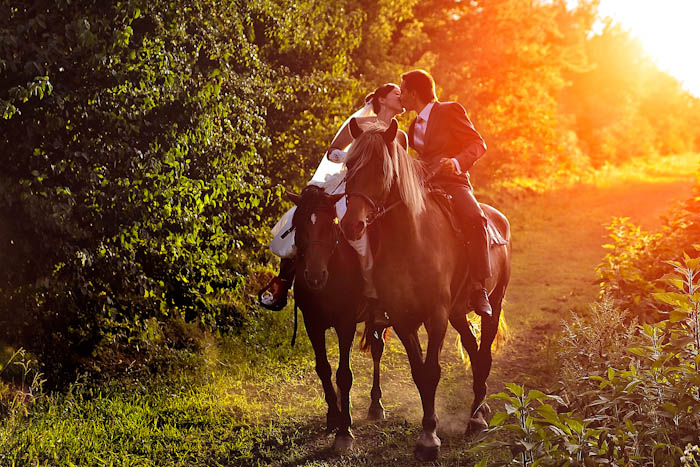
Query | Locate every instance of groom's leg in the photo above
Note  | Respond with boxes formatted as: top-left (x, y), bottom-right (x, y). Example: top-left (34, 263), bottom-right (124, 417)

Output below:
top-left (443, 183), bottom-right (492, 317)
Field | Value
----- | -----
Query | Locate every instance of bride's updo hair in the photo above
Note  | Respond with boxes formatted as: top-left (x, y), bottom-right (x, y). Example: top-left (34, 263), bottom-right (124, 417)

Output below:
top-left (364, 83), bottom-right (398, 114)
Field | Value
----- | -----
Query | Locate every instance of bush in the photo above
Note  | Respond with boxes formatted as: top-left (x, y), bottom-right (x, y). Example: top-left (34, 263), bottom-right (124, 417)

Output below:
top-left (0, 0), bottom-right (277, 381)
top-left (474, 257), bottom-right (700, 465)
top-left (597, 177), bottom-right (700, 320)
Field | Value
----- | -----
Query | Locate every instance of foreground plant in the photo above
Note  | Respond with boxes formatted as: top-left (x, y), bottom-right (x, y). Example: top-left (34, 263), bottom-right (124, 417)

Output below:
top-left (475, 255), bottom-right (700, 465)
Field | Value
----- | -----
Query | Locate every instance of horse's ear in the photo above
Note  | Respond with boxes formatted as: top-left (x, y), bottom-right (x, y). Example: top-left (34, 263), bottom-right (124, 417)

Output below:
top-left (349, 118), bottom-right (363, 139)
top-left (286, 191), bottom-right (302, 205)
top-left (383, 118), bottom-right (398, 147)
top-left (328, 193), bottom-right (344, 205)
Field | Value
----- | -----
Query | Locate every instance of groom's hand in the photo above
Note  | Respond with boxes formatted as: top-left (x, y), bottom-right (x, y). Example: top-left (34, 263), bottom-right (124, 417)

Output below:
top-left (438, 157), bottom-right (460, 176)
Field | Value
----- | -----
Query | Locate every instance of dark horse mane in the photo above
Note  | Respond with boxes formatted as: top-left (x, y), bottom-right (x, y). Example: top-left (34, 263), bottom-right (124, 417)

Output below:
top-left (291, 185), bottom-right (337, 228)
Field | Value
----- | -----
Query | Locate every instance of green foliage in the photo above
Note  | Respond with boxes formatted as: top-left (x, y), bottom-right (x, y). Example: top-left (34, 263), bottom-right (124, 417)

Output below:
top-left (0, 0), bottom-right (282, 380)
top-left (477, 257), bottom-right (700, 465)
top-left (558, 297), bottom-right (639, 393)
top-left (597, 177), bottom-right (700, 319)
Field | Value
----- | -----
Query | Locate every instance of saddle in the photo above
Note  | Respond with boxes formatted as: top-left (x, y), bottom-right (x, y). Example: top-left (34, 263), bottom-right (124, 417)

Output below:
top-left (428, 188), bottom-right (507, 248)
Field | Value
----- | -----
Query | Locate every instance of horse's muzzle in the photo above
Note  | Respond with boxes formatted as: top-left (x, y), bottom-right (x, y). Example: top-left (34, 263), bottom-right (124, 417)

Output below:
top-left (341, 218), bottom-right (366, 241)
top-left (304, 268), bottom-right (329, 290)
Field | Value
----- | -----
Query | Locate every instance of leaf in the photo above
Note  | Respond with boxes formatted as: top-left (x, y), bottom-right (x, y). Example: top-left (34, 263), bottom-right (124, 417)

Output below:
top-left (667, 278), bottom-right (686, 291)
top-left (536, 403), bottom-right (560, 423)
top-left (653, 292), bottom-right (687, 307)
top-left (670, 308), bottom-right (690, 323)
top-left (626, 347), bottom-right (652, 359)
top-left (519, 440), bottom-right (536, 451)
top-left (660, 403), bottom-right (678, 415)
top-left (567, 418), bottom-right (584, 433)
top-left (490, 412), bottom-right (508, 427)
top-left (686, 256), bottom-right (700, 270)
top-left (505, 383), bottom-right (525, 397)
top-left (526, 389), bottom-right (547, 403)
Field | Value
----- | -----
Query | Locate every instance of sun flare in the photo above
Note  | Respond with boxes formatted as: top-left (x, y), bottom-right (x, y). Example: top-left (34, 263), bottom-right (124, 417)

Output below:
top-left (597, 0), bottom-right (700, 96)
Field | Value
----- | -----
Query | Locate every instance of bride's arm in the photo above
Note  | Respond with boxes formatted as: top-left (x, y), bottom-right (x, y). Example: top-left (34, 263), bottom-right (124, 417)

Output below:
top-left (327, 116), bottom-right (376, 162)
top-left (328, 116), bottom-right (376, 151)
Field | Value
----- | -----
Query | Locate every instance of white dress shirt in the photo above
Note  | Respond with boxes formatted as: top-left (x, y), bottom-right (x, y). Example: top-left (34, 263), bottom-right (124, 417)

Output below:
top-left (412, 102), bottom-right (434, 154)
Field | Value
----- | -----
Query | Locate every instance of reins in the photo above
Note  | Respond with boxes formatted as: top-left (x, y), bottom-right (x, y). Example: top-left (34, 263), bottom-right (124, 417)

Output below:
top-left (345, 191), bottom-right (402, 226)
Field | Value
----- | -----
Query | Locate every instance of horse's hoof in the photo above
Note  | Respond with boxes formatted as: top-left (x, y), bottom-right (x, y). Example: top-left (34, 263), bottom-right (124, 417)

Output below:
top-left (414, 444), bottom-right (440, 461)
top-left (414, 432), bottom-right (441, 461)
top-left (333, 433), bottom-right (355, 452)
top-left (367, 404), bottom-right (386, 420)
top-left (465, 413), bottom-right (489, 437)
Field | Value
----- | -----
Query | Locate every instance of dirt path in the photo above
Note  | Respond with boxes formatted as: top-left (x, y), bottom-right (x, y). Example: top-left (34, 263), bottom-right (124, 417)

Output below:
top-left (254, 175), bottom-right (696, 466)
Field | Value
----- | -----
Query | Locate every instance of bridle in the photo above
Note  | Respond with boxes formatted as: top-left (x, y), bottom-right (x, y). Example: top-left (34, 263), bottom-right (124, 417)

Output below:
top-left (295, 206), bottom-right (341, 259)
top-left (345, 186), bottom-right (402, 227)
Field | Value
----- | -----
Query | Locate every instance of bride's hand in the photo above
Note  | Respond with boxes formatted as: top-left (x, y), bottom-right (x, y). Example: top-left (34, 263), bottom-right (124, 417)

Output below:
top-left (328, 148), bottom-right (347, 163)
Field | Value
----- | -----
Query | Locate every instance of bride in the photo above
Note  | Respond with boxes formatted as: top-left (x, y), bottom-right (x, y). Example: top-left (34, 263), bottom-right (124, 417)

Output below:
top-left (259, 83), bottom-right (407, 323)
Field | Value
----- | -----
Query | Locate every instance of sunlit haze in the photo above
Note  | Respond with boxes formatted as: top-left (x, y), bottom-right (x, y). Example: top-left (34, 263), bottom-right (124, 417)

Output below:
top-left (595, 0), bottom-right (700, 97)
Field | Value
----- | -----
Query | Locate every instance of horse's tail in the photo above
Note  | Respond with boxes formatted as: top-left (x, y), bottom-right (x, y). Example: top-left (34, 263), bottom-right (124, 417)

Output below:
top-left (456, 307), bottom-right (510, 368)
top-left (359, 322), bottom-right (390, 353)
top-left (493, 305), bottom-right (509, 353)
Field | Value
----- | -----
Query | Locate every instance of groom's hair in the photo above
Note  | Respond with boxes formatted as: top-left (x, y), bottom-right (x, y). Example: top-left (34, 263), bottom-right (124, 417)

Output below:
top-left (401, 69), bottom-right (436, 102)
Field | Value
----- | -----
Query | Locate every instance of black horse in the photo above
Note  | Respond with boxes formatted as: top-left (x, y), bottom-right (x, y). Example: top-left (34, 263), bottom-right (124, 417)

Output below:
top-left (287, 185), bottom-right (387, 452)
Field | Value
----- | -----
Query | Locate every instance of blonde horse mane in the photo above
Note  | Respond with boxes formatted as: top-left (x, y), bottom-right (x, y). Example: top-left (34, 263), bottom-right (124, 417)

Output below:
top-left (345, 121), bottom-right (427, 219)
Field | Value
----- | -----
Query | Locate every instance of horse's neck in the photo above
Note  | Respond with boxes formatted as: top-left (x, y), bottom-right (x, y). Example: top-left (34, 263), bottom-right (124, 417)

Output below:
top-left (379, 194), bottom-right (464, 260)
top-left (377, 200), bottom-right (428, 256)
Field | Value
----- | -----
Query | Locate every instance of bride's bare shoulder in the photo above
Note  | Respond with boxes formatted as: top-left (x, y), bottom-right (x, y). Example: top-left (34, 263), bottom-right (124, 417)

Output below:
top-left (354, 116), bottom-right (378, 126)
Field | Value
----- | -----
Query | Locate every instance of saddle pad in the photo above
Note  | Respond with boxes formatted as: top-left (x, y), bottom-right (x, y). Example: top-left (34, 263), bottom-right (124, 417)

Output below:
top-left (429, 190), bottom-right (507, 248)
top-left (487, 222), bottom-right (508, 247)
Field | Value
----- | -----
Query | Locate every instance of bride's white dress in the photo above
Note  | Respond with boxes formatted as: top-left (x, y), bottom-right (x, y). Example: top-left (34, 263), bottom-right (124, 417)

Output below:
top-left (269, 158), bottom-right (348, 259)
top-left (269, 101), bottom-right (376, 258)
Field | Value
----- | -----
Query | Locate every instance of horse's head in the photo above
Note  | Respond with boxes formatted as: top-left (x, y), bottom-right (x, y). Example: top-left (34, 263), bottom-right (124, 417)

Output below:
top-left (289, 186), bottom-right (343, 290)
top-left (341, 118), bottom-right (425, 241)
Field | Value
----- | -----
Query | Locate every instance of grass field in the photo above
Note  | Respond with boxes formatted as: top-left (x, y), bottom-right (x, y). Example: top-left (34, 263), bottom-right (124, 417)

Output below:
top-left (1, 154), bottom-right (697, 466)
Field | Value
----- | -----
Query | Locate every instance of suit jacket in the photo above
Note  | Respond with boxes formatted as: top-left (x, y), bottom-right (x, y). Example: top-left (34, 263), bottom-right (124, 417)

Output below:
top-left (408, 101), bottom-right (486, 186)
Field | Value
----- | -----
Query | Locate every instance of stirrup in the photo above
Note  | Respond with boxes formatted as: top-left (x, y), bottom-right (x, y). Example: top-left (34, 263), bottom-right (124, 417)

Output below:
top-left (258, 276), bottom-right (288, 311)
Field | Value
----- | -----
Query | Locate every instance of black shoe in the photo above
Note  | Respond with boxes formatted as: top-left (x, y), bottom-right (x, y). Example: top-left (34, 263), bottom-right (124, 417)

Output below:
top-left (258, 277), bottom-right (290, 311)
top-left (470, 288), bottom-right (492, 318)
top-left (365, 297), bottom-right (391, 331)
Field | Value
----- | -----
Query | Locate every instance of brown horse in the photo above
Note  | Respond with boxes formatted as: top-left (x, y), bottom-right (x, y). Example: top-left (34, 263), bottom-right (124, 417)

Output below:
top-left (287, 185), bottom-right (388, 452)
top-left (340, 119), bottom-right (511, 461)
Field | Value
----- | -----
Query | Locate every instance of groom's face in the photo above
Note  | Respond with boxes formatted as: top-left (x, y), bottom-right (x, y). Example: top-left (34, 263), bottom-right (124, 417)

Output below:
top-left (400, 79), bottom-right (417, 112)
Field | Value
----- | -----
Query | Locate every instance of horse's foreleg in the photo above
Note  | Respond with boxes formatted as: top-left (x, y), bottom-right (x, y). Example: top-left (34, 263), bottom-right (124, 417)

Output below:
top-left (306, 324), bottom-right (341, 432)
top-left (368, 327), bottom-right (386, 420)
top-left (333, 324), bottom-right (356, 452)
top-left (396, 317), bottom-right (447, 462)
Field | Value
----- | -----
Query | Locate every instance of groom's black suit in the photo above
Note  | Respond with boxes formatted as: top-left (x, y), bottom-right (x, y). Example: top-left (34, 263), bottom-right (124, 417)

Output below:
top-left (408, 101), bottom-right (492, 281)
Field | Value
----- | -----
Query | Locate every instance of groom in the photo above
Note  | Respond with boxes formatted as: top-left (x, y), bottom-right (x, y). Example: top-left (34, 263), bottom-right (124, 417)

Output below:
top-left (400, 69), bottom-right (492, 317)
